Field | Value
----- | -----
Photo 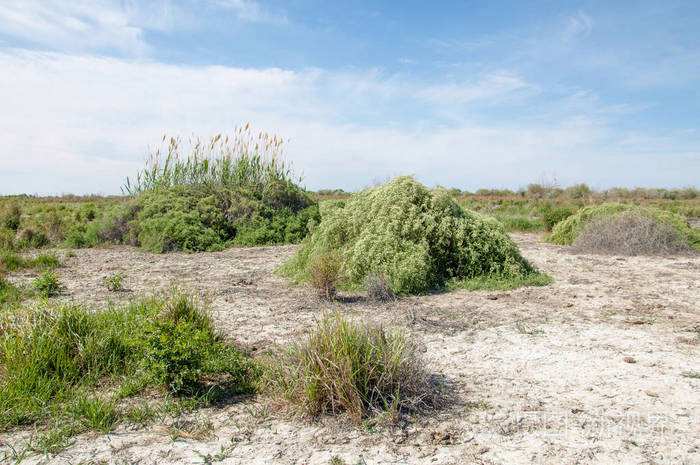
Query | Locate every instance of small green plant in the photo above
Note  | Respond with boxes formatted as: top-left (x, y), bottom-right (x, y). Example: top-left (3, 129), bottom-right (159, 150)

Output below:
top-left (0, 271), bottom-right (21, 305)
top-left (138, 292), bottom-right (255, 396)
top-left (32, 271), bottom-right (62, 298)
top-left (259, 313), bottom-right (436, 423)
top-left (68, 395), bottom-right (118, 432)
top-left (103, 272), bottom-right (125, 292)
top-left (31, 423), bottom-right (79, 455)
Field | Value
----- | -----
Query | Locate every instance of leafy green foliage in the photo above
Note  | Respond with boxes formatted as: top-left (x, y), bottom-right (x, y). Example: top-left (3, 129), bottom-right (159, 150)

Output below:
top-left (260, 313), bottom-right (435, 423)
top-left (540, 205), bottom-right (576, 231)
top-left (281, 177), bottom-right (547, 295)
top-left (549, 203), bottom-right (700, 250)
top-left (0, 292), bottom-right (255, 431)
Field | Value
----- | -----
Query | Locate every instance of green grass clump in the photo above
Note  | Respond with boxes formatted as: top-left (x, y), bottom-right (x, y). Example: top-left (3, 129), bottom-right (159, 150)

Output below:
top-left (0, 292), bottom-right (256, 431)
top-left (32, 271), bottom-right (62, 298)
top-left (0, 252), bottom-right (60, 272)
top-left (280, 177), bottom-right (548, 295)
top-left (260, 313), bottom-right (435, 423)
top-left (549, 203), bottom-right (700, 250)
top-left (103, 272), bottom-right (125, 292)
top-left (0, 273), bottom-right (21, 305)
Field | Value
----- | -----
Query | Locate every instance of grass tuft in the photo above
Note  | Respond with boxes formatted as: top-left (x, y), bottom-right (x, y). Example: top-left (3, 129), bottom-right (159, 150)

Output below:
top-left (259, 313), bottom-right (436, 423)
top-left (103, 272), bottom-right (125, 292)
top-left (32, 270), bottom-right (62, 298)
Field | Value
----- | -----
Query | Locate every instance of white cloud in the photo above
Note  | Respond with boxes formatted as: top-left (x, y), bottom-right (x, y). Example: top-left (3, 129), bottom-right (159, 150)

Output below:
top-left (0, 50), bottom-right (697, 195)
top-left (0, 0), bottom-right (155, 55)
top-left (418, 72), bottom-right (535, 105)
top-left (214, 0), bottom-right (287, 24)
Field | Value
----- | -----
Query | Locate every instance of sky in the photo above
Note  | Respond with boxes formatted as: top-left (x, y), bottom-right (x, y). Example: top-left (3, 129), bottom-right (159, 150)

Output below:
top-left (0, 0), bottom-right (699, 195)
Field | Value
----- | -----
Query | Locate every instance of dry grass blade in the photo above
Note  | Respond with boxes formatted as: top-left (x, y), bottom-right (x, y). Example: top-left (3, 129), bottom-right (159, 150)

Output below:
top-left (259, 313), bottom-right (437, 424)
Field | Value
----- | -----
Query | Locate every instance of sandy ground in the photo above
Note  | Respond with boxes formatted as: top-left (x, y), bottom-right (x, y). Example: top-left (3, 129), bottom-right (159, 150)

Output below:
top-left (1, 233), bottom-right (699, 465)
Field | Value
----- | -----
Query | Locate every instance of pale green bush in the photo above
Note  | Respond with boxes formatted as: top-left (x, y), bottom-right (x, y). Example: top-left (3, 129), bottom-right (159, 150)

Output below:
top-left (280, 177), bottom-right (545, 295)
top-left (549, 203), bottom-right (699, 250)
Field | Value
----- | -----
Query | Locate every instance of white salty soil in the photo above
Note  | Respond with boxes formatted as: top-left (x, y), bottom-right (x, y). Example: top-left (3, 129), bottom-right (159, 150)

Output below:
top-left (2, 234), bottom-right (698, 465)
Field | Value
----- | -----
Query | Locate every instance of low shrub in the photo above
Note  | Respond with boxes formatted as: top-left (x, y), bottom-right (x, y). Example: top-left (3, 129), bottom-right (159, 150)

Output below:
top-left (0, 251), bottom-right (26, 271)
top-left (540, 205), bottom-right (576, 231)
top-left (0, 292), bottom-right (256, 430)
top-left (281, 177), bottom-right (548, 295)
top-left (64, 223), bottom-right (100, 249)
top-left (32, 253), bottom-right (61, 270)
top-left (260, 313), bottom-right (435, 423)
top-left (32, 271), bottom-right (62, 298)
top-left (549, 203), bottom-right (699, 250)
top-left (16, 227), bottom-right (49, 249)
top-left (572, 211), bottom-right (691, 256)
top-left (495, 215), bottom-right (544, 232)
top-left (1, 203), bottom-right (21, 231)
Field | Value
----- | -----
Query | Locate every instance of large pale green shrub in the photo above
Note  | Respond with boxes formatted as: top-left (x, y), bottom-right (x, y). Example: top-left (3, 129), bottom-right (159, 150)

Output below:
top-left (549, 203), bottom-right (700, 250)
top-left (280, 177), bottom-right (546, 295)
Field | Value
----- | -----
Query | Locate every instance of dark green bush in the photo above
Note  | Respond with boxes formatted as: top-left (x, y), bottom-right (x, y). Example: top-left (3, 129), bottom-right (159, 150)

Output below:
top-left (540, 205), bottom-right (576, 231)
top-left (133, 186), bottom-right (319, 252)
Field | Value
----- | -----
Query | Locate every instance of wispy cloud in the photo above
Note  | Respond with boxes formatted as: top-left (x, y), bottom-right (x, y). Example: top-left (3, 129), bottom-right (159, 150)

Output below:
top-left (0, 0), bottom-right (154, 56)
top-left (0, 0), bottom-right (284, 57)
top-left (563, 11), bottom-right (594, 42)
top-left (213, 0), bottom-right (288, 24)
top-left (1, 49), bottom-right (696, 194)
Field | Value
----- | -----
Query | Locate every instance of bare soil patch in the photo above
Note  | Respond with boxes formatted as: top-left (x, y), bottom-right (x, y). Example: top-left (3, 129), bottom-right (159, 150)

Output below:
top-left (2, 234), bottom-right (698, 464)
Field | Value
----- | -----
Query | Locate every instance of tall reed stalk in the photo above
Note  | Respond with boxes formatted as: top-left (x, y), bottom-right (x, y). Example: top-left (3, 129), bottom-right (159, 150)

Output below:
top-left (123, 124), bottom-right (300, 195)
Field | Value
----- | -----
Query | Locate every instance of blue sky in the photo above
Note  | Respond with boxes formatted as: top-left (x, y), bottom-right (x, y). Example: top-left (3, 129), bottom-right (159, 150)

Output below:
top-left (0, 0), bottom-right (698, 194)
